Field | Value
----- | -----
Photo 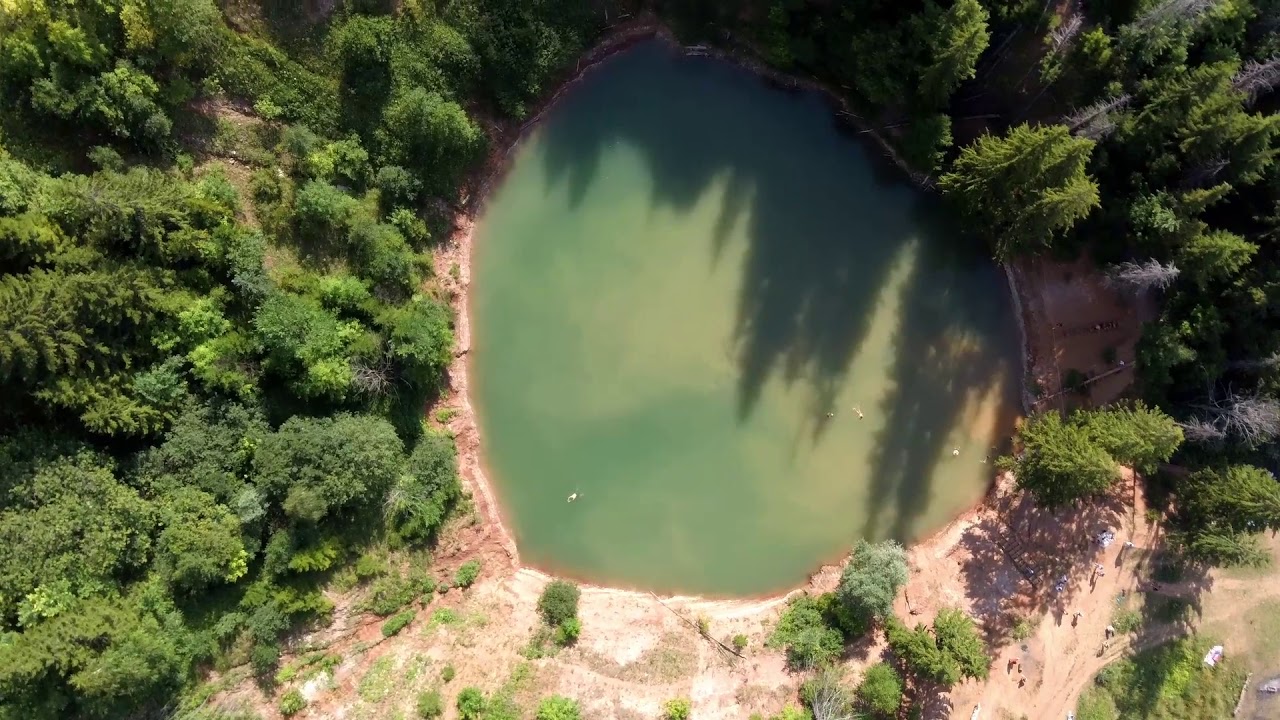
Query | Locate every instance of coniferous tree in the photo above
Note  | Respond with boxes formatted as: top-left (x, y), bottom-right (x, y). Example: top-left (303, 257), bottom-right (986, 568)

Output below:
top-left (939, 124), bottom-right (1100, 260)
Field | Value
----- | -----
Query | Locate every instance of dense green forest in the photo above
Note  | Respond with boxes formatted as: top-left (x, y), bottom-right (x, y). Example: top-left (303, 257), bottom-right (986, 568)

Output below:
top-left (0, 0), bottom-right (1278, 717)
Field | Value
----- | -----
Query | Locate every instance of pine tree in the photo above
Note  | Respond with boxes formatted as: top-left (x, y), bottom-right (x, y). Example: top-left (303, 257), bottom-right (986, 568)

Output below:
top-left (939, 124), bottom-right (1100, 260)
top-left (998, 412), bottom-right (1119, 508)
top-left (920, 0), bottom-right (990, 107)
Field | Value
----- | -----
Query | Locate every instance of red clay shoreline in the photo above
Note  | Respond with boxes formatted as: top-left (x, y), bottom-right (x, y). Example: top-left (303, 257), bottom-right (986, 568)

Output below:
top-left (436, 13), bottom-right (1038, 603)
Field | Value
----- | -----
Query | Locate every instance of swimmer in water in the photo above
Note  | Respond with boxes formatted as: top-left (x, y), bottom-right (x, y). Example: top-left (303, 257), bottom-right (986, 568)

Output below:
top-left (853, 406), bottom-right (864, 419)
top-left (826, 412), bottom-right (835, 418)
top-left (952, 447), bottom-right (960, 457)
top-left (567, 493), bottom-right (578, 503)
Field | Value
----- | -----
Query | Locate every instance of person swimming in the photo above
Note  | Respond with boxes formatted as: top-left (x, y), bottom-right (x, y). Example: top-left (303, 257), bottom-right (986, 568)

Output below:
top-left (952, 447), bottom-right (960, 457)
top-left (567, 493), bottom-right (578, 503)
top-left (853, 406), bottom-right (864, 419)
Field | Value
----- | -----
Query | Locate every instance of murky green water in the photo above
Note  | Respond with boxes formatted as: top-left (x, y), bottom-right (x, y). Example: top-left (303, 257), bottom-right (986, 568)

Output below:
top-left (470, 41), bottom-right (1021, 596)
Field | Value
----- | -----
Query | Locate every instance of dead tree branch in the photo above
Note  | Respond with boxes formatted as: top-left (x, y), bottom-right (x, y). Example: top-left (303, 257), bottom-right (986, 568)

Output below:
top-left (1105, 259), bottom-right (1180, 291)
top-left (1233, 56), bottom-right (1280, 106)
top-left (1066, 94), bottom-right (1132, 140)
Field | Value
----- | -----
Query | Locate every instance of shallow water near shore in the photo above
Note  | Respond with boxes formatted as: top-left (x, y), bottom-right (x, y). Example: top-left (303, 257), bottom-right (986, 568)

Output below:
top-left (470, 40), bottom-right (1021, 596)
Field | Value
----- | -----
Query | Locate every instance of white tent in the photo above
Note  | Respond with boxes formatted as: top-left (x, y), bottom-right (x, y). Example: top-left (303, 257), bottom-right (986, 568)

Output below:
top-left (1203, 645), bottom-right (1224, 667)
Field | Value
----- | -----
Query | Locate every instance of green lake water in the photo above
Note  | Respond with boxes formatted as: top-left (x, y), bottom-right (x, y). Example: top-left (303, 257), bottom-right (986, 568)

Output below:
top-left (470, 41), bottom-right (1022, 596)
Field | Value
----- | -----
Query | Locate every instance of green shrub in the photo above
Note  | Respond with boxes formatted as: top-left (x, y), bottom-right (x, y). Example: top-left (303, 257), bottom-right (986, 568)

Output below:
top-left (441, 663), bottom-right (456, 682)
top-left (381, 609), bottom-right (416, 637)
top-left (417, 688), bottom-right (444, 718)
top-left (1011, 615), bottom-right (1036, 641)
top-left (535, 695), bottom-right (582, 720)
top-left (767, 594), bottom-right (845, 670)
top-left (456, 686), bottom-right (486, 720)
top-left (365, 575), bottom-right (415, 616)
top-left (250, 643), bottom-right (280, 677)
top-left (353, 553), bottom-right (388, 580)
top-left (279, 689), bottom-right (306, 716)
top-left (537, 580), bottom-right (581, 627)
top-left (732, 634), bottom-right (748, 651)
top-left (553, 617), bottom-right (581, 646)
top-left (663, 697), bottom-right (692, 720)
top-left (431, 608), bottom-right (460, 626)
top-left (1111, 607), bottom-right (1142, 634)
top-left (856, 662), bottom-right (903, 716)
top-left (454, 560), bottom-right (481, 588)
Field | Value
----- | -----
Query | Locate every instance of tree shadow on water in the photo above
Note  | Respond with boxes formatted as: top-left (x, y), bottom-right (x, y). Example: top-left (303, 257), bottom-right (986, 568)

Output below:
top-left (864, 211), bottom-right (1021, 542)
top-left (535, 40), bottom-right (924, 429)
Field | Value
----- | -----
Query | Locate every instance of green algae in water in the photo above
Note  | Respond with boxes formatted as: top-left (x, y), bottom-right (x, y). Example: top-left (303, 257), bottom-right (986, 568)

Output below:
top-left (470, 41), bottom-right (1021, 596)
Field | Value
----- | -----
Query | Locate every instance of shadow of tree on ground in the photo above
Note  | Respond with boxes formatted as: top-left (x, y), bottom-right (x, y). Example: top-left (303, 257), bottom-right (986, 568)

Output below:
top-left (959, 480), bottom-right (1131, 648)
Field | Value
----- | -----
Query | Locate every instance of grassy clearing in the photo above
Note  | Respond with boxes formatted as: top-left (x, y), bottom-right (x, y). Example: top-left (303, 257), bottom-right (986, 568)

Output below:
top-left (572, 632), bottom-right (698, 684)
top-left (1076, 636), bottom-right (1246, 720)
top-left (1207, 597), bottom-right (1280, 673)
top-left (357, 656), bottom-right (398, 704)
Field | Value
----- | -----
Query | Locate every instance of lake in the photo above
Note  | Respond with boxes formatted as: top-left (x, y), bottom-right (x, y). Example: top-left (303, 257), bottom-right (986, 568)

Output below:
top-left (469, 40), bottom-right (1021, 596)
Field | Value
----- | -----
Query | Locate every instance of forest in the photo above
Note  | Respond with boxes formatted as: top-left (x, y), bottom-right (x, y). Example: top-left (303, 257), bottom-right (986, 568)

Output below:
top-left (0, 0), bottom-right (1278, 717)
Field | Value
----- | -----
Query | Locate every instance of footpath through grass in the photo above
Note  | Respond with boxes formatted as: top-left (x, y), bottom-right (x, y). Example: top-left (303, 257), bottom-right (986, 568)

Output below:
top-left (1075, 637), bottom-right (1246, 720)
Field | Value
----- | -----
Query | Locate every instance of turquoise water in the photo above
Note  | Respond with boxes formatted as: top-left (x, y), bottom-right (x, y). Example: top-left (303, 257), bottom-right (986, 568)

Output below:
top-left (470, 41), bottom-right (1021, 596)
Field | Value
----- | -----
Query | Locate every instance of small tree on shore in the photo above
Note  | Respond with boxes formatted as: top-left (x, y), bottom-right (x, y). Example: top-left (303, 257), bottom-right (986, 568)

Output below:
top-left (886, 608), bottom-right (989, 687)
top-left (836, 539), bottom-right (909, 631)
top-left (802, 666), bottom-right (856, 720)
top-left (855, 662), bottom-right (903, 717)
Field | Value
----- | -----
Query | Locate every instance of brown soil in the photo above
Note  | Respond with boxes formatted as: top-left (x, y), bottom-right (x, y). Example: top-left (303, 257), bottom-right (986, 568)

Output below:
top-left (1009, 254), bottom-right (1155, 415)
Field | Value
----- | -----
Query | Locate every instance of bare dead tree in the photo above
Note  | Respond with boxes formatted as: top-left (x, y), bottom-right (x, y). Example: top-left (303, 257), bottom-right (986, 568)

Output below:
top-left (1065, 94), bottom-right (1132, 140)
top-left (1179, 417), bottom-right (1227, 446)
top-left (1131, 0), bottom-right (1222, 30)
top-left (1228, 353), bottom-right (1280, 372)
top-left (1233, 56), bottom-right (1280, 106)
top-left (1105, 259), bottom-right (1181, 291)
top-left (1048, 13), bottom-right (1084, 57)
top-left (1188, 391), bottom-right (1280, 447)
top-left (352, 357), bottom-right (396, 396)
top-left (807, 667), bottom-right (856, 720)
top-left (1182, 156), bottom-right (1230, 188)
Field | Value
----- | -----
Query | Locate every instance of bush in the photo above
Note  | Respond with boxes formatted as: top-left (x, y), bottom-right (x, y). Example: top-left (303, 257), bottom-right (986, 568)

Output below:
top-left (535, 695), bottom-right (582, 720)
top-left (365, 575), bottom-right (415, 616)
top-left (837, 539), bottom-right (909, 630)
top-left (663, 697), bottom-right (692, 720)
top-left (767, 594), bottom-right (845, 670)
top-left (279, 689), bottom-right (306, 716)
top-left (381, 609), bottom-right (416, 637)
top-left (441, 664), bottom-right (456, 682)
top-left (732, 634), bottom-right (748, 651)
top-left (456, 686), bottom-right (486, 720)
top-left (1011, 615), bottom-right (1036, 641)
top-left (537, 580), bottom-right (580, 627)
top-left (454, 560), bottom-right (481, 588)
top-left (856, 663), bottom-right (903, 716)
top-left (417, 688), bottom-right (443, 718)
top-left (553, 617), bottom-right (581, 646)
top-left (250, 643), bottom-right (280, 677)
top-left (1111, 607), bottom-right (1142, 634)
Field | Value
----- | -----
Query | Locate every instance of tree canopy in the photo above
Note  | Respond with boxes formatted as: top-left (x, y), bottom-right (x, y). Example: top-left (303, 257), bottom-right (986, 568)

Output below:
top-left (836, 539), bottom-right (909, 630)
top-left (940, 124), bottom-right (1100, 260)
top-left (886, 608), bottom-right (989, 687)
